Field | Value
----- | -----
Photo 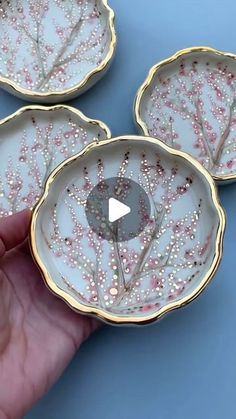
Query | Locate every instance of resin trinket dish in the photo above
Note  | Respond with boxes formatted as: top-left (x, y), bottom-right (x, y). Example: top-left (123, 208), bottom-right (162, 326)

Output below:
top-left (0, 104), bottom-right (111, 217)
top-left (135, 47), bottom-right (236, 184)
top-left (0, 0), bottom-right (116, 103)
top-left (31, 135), bottom-right (225, 325)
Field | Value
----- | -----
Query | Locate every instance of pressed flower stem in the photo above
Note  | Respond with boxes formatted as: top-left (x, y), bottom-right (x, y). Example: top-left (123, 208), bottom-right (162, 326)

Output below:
top-left (114, 207), bottom-right (165, 306)
top-left (195, 99), bottom-right (215, 169)
top-left (112, 226), bottom-right (127, 291)
top-left (19, 22), bottom-right (46, 80)
top-left (132, 208), bottom-right (165, 278)
top-left (213, 99), bottom-right (236, 167)
top-left (36, 18), bottom-right (84, 90)
top-left (168, 82), bottom-right (236, 171)
top-left (62, 276), bottom-right (90, 304)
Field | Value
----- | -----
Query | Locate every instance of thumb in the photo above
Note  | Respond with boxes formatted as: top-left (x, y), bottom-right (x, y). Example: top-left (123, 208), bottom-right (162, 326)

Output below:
top-left (0, 210), bottom-right (31, 258)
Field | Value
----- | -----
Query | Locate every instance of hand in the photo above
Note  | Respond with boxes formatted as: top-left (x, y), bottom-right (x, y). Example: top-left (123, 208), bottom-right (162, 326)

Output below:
top-left (0, 210), bottom-right (100, 419)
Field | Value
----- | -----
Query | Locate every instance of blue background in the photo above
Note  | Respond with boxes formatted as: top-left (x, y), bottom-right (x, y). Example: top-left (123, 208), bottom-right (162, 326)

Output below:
top-left (0, 0), bottom-right (235, 418)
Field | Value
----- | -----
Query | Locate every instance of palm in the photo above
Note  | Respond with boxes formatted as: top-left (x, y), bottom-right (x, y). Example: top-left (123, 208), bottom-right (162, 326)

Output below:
top-left (0, 211), bottom-right (99, 419)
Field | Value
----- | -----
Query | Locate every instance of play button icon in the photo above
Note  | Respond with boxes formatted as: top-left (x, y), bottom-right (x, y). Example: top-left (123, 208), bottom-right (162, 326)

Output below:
top-left (85, 177), bottom-right (151, 242)
top-left (108, 198), bottom-right (131, 223)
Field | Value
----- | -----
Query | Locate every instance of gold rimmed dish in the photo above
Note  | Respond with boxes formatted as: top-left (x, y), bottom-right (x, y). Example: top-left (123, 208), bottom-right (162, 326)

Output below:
top-left (0, 0), bottom-right (116, 103)
top-left (0, 104), bottom-right (111, 217)
top-left (135, 47), bottom-right (236, 184)
top-left (30, 135), bottom-right (225, 325)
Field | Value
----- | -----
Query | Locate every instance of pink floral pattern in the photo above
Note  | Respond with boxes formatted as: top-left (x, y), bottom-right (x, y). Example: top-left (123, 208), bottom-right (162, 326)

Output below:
top-left (37, 140), bottom-right (220, 318)
top-left (0, 106), bottom-right (110, 217)
top-left (137, 51), bottom-right (236, 178)
top-left (0, 0), bottom-right (114, 95)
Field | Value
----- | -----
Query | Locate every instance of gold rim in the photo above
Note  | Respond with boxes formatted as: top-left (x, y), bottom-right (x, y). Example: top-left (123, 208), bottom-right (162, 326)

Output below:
top-left (30, 135), bottom-right (226, 326)
top-left (0, 103), bottom-right (112, 137)
top-left (0, 0), bottom-right (116, 101)
top-left (134, 46), bottom-right (236, 184)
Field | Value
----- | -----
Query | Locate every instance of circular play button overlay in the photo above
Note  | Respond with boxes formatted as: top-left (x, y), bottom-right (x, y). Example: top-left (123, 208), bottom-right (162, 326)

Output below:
top-left (85, 177), bottom-right (151, 242)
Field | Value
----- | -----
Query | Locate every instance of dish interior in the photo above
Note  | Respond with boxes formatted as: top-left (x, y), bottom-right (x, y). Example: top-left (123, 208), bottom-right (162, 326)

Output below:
top-left (0, 108), bottom-right (108, 217)
top-left (34, 139), bottom-right (220, 318)
top-left (139, 51), bottom-right (236, 178)
top-left (0, 0), bottom-right (113, 93)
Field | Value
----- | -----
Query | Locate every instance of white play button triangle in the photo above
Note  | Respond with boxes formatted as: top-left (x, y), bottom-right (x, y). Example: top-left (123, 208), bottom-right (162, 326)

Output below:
top-left (86, 177), bottom-right (151, 241)
top-left (108, 197), bottom-right (131, 223)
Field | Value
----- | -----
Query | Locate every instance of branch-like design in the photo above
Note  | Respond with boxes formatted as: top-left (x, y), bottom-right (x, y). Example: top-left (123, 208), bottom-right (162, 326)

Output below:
top-left (18, 15), bottom-right (46, 81)
top-left (195, 98), bottom-right (215, 169)
top-left (36, 17), bottom-right (85, 90)
top-left (131, 207), bottom-right (165, 283)
top-left (213, 98), bottom-right (236, 166)
top-left (43, 150), bottom-right (214, 315)
top-left (0, 111), bottom-right (108, 217)
top-left (147, 59), bottom-right (236, 175)
top-left (0, 0), bottom-right (111, 92)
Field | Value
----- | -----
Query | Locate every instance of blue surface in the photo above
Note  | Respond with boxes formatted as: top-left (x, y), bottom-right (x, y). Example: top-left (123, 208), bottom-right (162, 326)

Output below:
top-left (1, 0), bottom-right (235, 418)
